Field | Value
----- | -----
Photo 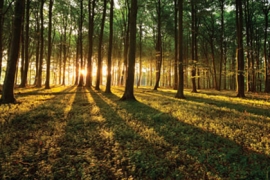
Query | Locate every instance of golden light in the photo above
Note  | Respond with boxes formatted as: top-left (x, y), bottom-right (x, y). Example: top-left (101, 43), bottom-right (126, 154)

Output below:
top-left (80, 69), bottom-right (87, 76)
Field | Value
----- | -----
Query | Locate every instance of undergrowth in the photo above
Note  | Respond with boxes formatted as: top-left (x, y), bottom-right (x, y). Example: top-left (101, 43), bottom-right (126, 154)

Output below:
top-left (0, 86), bottom-right (269, 179)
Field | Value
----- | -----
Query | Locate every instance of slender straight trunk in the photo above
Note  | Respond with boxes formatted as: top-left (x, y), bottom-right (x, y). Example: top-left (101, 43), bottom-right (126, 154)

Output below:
top-left (62, 25), bottom-right (67, 85)
top-left (0, 0), bottom-right (3, 79)
top-left (175, 0), bottom-right (185, 99)
top-left (105, 0), bottom-right (114, 93)
top-left (137, 24), bottom-right (142, 88)
top-left (58, 35), bottom-right (62, 84)
top-left (263, 4), bottom-right (270, 92)
top-left (236, 0), bottom-right (245, 97)
top-left (121, 2), bottom-right (130, 86)
top-left (21, 0), bottom-right (30, 87)
top-left (86, 0), bottom-right (96, 87)
top-left (37, 0), bottom-right (45, 87)
top-left (191, 1), bottom-right (197, 92)
top-left (45, 0), bottom-right (53, 89)
top-left (153, 0), bottom-right (162, 90)
top-left (20, 15), bottom-right (25, 86)
top-left (173, 0), bottom-right (178, 90)
top-left (34, 11), bottom-right (40, 85)
top-left (218, 0), bottom-right (224, 91)
top-left (74, 36), bottom-right (79, 85)
top-left (1, 0), bottom-right (25, 103)
top-left (120, 0), bottom-right (137, 100)
top-left (78, 0), bottom-right (84, 86)
top-left (95, 0), bottom-right (107, 90)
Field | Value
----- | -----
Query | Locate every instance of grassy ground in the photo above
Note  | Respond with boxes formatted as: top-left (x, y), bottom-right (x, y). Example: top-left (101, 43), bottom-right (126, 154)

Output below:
top-left (0, 86), bottom-right (269, 179)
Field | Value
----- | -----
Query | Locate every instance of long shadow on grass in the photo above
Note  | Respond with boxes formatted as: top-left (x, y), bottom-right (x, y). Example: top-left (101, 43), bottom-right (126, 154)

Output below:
top-left (88, 88), bottom-right (199, 179)
top-left (142, 89), bottom-right (270, 121)
top-left (100, 90), bottom-right (270, 179)
top-left (0, 86), bottom-right (76, 179)
top-left (51, 87), bottom-right (121, 179)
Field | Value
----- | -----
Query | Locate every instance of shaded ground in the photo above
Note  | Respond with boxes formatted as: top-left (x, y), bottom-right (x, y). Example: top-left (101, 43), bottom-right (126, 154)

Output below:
top-left (0, 86), bottom-right (269, 179)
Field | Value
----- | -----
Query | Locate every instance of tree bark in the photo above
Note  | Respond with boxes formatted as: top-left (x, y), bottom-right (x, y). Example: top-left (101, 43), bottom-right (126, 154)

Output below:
top-left (0, 0), bottom-right (3, 80)
top-left (263, 2), bottom-right (270, 93)
top-left (37, 0), bottom-right (45, 88)
top-left (86, 0), bottom-right (96, 87)
top-left (173, 0), bottom-right (178, 90)
top-left (78, 0), bottom-right (84, 87)
top-left (236, 0), bottom-right (245, 97)
top-left (1, 0), bottom-right (25, 103)
top-left (105, 0), bottom-right (114, 93)
top-left (20, 0), bottom-right (30, 87)
top-left (175, 0), bottom-right (185, 99)
top-left (45, 0), bottom-right (53, 89)
top-left (120, 0), bottom-right (137, 101)
top-left (153, 0), bottom-right (162, 90)
top-left (95, 0), bottom-right (107, 90)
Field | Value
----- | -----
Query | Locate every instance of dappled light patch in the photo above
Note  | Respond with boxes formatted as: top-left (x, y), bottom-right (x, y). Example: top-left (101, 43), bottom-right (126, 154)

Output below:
top-left (1, 86), bottom-right (269, 179)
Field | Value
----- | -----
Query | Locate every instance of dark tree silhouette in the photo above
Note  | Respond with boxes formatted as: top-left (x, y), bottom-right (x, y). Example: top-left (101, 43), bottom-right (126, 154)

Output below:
top-left (1, 0), bottom-right (25, 103)
top-left (120, 0), bottom-right (137, 101)
top-left (175, 0), bottom-right (185, 99)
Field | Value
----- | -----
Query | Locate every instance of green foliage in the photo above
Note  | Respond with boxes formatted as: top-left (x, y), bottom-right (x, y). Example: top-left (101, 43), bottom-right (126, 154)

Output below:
top-left (0, 86), bottom-right (270, 179)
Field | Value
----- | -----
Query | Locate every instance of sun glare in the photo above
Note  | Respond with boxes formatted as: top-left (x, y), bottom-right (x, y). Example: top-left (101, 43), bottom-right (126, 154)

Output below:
top-left (80, 69), bottom-right (87, 76)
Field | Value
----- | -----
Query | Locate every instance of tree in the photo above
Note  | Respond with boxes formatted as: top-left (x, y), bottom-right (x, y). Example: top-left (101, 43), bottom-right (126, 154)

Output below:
top-left (173, 0), bottom-right (178, 90)
top-left (190, 0), bottom-right (198, 92)
top-left (95, 0), bottom-right (107, 90)
top-left (45, 0), bottom-right (54, 89)
top-left (105, 0), bottom-right (114, 93)
top-left (236, 0), bottom-right (245, 97)
top-left (20, 0), bottom-right (31, 87)
top-left (1, 0), bottom-right (25, 103)
top-left (37, 0), bottom-right (45, 87)
top-left (85, 0), bottom-right (96, 87)
top-left (120, 0), bottom-right (137, 101)
top-left (175, 0), bottom-right (185, 99)
top-left (78, 0), bottom-right (84, 87)
top-left (0, 0), bottom-right (3, 80)
top-left (153, 0), bottom-right (162, 90)
top-left (263, 0), bottom-right (270, 93)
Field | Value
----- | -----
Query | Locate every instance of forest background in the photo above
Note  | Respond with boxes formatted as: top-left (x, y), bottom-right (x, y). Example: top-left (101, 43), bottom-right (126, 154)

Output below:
top-left (0, 0), bottom-right (269, 98)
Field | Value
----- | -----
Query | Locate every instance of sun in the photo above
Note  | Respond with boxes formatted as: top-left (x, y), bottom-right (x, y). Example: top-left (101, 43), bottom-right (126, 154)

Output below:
top-left (80, 69), bottom-right (87, 76)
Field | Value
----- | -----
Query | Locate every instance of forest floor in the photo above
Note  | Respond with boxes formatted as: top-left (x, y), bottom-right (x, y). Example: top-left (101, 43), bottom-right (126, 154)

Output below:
top-left (0, 85), bottom-right (270, 179)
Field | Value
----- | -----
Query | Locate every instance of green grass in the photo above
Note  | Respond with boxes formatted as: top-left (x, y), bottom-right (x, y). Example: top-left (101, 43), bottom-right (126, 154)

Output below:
top-left (0, 86), bottom-right (269, 179)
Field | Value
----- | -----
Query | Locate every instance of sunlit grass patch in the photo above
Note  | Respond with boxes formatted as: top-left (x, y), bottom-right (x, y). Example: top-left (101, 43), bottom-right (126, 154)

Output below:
top-left (1, 86), bottom-right (269, 179)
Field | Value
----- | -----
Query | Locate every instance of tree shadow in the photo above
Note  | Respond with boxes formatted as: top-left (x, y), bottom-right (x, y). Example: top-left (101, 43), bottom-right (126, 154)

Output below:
top-left (0, 86), bottom-right (76, 179)
top-left (99, 90), bottom-right (270, 179)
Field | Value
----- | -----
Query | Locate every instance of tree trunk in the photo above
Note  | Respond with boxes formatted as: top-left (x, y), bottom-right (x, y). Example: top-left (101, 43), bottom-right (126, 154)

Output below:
top-left (1, 0), bottom-right (25, 103)
top-left (45, 0), bottom-right (53, 89)
top-left (175, 0), bottom-right (185, 99)
top-left (218, 0), bottom-right (224, 91)
top-left (137, 24), bottom-right (142, 88)
top-left (20, 0), bottom-right (30, 87)
top-left (191, 1), bottom-right (197, 93)
top-left (173, 0), bottom-right (178, 90)
top-left (236, 0), bottom-right (245, 97)
top-left (74, 36), bottom-right (79, 85)
top-left (37, 0), bottom-right (45, 88)
top-left (153, 0), bottom-right (162, 90)
top-left (263, 3), bottom-right (270, 92)
top-left (105, 0), bottom-right (114, 93)
top-left (121, 2), bottom-right (130, 86)
top-left (95, 0), bottom-right (107, 90)
top-left (62, 24), bottom-right (68, 85)
top-left (0, 0), bottom-right (3, 79)
top-left (34, 11), bottom-right (40, 86)
top-left (120, 0), bottom-right (137, 101)
top-left (86, 0), bottom-right (96, 87)
top-left (78, 0), bottom-right (84, 87)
